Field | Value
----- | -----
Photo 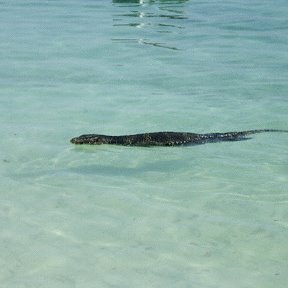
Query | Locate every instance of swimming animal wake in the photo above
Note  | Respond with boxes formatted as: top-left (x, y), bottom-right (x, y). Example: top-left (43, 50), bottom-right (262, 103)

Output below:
top-left (70, 129), bottom-right (287, 147)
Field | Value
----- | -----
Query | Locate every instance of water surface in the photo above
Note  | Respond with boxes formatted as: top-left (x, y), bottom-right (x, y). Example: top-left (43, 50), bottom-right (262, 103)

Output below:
top-left (0, 0), bottom-right (288, 287)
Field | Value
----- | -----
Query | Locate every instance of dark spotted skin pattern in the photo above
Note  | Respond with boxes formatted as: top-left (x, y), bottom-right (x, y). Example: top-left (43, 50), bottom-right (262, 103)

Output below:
top-left (70, 129), bottom-right (287, 147)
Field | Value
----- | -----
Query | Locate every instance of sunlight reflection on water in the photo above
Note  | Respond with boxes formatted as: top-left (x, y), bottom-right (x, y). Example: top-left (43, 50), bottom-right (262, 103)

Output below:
top-left (112, 0), bottom-right (189, 50)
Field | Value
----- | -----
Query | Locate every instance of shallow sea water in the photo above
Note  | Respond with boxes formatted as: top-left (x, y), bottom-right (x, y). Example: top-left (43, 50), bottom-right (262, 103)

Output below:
top-left (0, 0), bottom-right (288, 287)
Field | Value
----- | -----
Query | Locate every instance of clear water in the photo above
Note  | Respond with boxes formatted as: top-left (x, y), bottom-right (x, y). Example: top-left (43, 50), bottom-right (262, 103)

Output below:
top-left (1, 0), bottom-right (288, 287)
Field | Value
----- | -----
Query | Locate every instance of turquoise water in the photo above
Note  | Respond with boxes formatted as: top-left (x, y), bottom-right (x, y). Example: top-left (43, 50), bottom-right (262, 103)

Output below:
top-left (1, 0), bottom-right (288, 287)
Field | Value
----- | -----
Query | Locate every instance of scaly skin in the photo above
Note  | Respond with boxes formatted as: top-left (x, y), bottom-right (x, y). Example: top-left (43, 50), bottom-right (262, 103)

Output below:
top-left (70, 129), bottom-right (287, 147)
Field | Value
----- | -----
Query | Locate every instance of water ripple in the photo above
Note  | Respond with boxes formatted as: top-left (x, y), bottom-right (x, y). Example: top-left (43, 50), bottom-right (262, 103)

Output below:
top-left (112, 0), bottom-right (189, 50)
